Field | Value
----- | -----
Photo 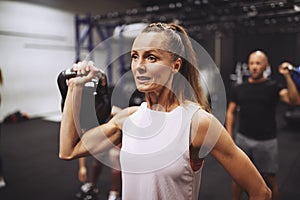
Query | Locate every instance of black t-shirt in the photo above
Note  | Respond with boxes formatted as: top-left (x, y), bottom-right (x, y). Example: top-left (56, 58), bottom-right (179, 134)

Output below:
top-left (230, 80), bottom-right (284, 140)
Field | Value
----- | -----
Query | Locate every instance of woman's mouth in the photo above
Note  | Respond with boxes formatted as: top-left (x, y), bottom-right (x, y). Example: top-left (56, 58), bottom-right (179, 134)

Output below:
top-left (136, 76), bottom-right (151, 83)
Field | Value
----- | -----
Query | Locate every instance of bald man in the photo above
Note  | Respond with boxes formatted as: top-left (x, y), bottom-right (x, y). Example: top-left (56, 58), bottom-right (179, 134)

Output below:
top-left (226, 50), bottom-right (300, 200)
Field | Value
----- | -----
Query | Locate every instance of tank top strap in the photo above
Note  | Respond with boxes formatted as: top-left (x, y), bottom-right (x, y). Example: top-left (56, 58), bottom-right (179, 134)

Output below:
top-left (181, 102), bottom-right (201, 116)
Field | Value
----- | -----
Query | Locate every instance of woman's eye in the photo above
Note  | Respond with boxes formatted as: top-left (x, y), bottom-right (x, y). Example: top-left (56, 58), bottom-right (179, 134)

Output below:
top-left (131, 54), bottom-right (138, 60)
top-left (147, 55), bottom-right (157, 62)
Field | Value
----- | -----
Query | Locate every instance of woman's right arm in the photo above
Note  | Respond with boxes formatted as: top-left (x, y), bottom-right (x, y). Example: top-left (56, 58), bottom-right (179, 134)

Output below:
top-left (59, 61), bottom-right (137, 160)
top-left (59, 81), bottom-right (138, 160)
top-left (59, 77), bottom-right (122, 160)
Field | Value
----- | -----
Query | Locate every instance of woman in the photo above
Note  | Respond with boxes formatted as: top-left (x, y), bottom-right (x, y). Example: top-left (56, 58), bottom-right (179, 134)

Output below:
top-left (60, 23), bottom-right (271, 200)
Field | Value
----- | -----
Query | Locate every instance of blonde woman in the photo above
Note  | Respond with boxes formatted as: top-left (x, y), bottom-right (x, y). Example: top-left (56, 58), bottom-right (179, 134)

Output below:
top-left (60, 23), bottom-right (271, 200)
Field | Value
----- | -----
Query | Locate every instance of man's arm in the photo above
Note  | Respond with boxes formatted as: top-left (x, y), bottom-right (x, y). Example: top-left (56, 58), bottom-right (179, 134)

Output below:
top-left (225, 101), bottom-right (238, 137)
top-left (78, 157), bottom-right (87, 183)
top-left (279, 62), bottom-right (300, 105)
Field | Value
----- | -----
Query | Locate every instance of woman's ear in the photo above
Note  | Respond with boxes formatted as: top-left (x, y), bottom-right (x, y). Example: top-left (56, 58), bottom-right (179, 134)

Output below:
top-left (172, 57), bottom-right (182, 73)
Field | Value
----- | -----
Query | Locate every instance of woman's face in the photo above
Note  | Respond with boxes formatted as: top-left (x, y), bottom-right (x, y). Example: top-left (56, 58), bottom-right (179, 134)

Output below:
top-left (131, 32), bottom-right (181, 93)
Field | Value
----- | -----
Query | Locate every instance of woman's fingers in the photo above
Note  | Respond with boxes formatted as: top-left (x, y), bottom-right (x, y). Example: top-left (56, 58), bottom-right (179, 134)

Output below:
top-left (72, 60), bottom-right (98, 76)
top-left (67, 60), bottom-right (101, 86)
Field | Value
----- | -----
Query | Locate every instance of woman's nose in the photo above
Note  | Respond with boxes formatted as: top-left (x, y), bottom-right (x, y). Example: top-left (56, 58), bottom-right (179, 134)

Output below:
top-left (135, 60), bottom-right (146, 73)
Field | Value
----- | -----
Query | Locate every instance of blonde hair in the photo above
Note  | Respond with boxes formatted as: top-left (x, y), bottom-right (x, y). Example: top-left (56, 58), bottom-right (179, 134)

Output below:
top-left (142, 23), bottom-right (210, 112)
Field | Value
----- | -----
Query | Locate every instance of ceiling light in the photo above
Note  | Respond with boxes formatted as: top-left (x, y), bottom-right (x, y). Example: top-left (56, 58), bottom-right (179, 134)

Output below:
top-left (294, 5), bottom-right (300, 12)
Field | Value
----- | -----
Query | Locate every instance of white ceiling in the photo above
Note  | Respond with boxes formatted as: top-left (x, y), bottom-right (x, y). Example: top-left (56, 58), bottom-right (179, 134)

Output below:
top-left (5, 0), bottom-right (141, 14)
top-left (4, 0), bottom-right (300, 35)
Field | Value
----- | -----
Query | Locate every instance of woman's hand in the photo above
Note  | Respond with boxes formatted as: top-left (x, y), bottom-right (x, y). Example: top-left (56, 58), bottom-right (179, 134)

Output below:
top-left (68, 60), bottom-right (102, 87)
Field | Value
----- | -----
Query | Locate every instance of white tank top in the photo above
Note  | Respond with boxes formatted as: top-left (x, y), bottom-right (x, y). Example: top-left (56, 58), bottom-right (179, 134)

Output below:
top-left (121, 102), bottom-right (203, 200)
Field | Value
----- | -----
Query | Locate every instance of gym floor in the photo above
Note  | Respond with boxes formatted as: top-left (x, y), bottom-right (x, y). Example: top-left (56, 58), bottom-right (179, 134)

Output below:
top-left (0, 110), bottom-right (299, 200)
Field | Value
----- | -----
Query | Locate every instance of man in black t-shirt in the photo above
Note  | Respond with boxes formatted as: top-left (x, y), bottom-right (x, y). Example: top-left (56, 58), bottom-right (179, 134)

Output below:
top-left (226, 50), bottom-right (300, 200)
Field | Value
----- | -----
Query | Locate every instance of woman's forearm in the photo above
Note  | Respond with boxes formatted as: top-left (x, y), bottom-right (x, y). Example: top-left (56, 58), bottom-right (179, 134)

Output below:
top-left (59, 82), bottom-right (83, 159)
top-left (59, 84), bottom-right (122, 159)
top-left (229, 149), bottom-right (271, 200)
top-left (211, 130), bottom-right (271, 200)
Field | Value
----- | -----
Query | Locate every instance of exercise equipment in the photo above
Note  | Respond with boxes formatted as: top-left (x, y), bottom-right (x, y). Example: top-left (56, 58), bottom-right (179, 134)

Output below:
top-left (288, 65), bottom-right (300, 91)
top-left (57, 69), bottom-right (112, 128)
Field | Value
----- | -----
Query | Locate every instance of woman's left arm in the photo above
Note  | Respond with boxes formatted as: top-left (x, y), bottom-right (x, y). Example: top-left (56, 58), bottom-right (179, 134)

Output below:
top-left (192, 111), bottom-right (271, 200)
top-left (211, 129), bottom-right (271, 199)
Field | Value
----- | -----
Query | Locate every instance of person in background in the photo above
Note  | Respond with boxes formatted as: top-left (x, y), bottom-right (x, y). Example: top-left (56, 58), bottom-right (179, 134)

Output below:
top-left (0, 68), bottom-right (6, 189)
top-left (288, 63), bottom-right (300, 97)
top-left (226, 50), bottom-right (300, 200)
top-left (59, 23), bottom-right (271, 200)
top-left (76, 144), bottom-right (122, 200)
top-left (75, 106), bottom-right (122, 200)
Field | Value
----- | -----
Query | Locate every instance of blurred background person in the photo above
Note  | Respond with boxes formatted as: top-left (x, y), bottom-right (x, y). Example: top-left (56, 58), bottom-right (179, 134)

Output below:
top-left (226, 50), bottom-right (300, 200)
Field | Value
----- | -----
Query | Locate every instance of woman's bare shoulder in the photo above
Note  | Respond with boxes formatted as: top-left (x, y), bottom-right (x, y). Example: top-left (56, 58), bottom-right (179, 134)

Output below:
top-left (192, 109), bottom-right (213, 128)
top-left (123, 106), bottom-right (139, 115)
top-left (191, 109), bottom-right (224, 152)
top-left (110, 106), bottom-right (140, 129)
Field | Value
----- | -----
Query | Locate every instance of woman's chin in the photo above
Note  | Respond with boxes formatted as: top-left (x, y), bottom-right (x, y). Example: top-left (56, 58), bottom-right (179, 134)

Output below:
top-left (136, 84), bottom-right (156, 93)
top-left (136, 86), bottom-right (149, 93)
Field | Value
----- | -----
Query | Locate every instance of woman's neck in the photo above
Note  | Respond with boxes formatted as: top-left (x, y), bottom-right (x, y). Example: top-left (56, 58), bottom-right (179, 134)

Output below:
top-left (145, 87), bottom-right (179, 112)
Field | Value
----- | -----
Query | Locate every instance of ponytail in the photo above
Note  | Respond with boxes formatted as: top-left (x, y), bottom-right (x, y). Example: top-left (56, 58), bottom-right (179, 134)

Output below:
top-left (142, 23), bottom-right (210, 112)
